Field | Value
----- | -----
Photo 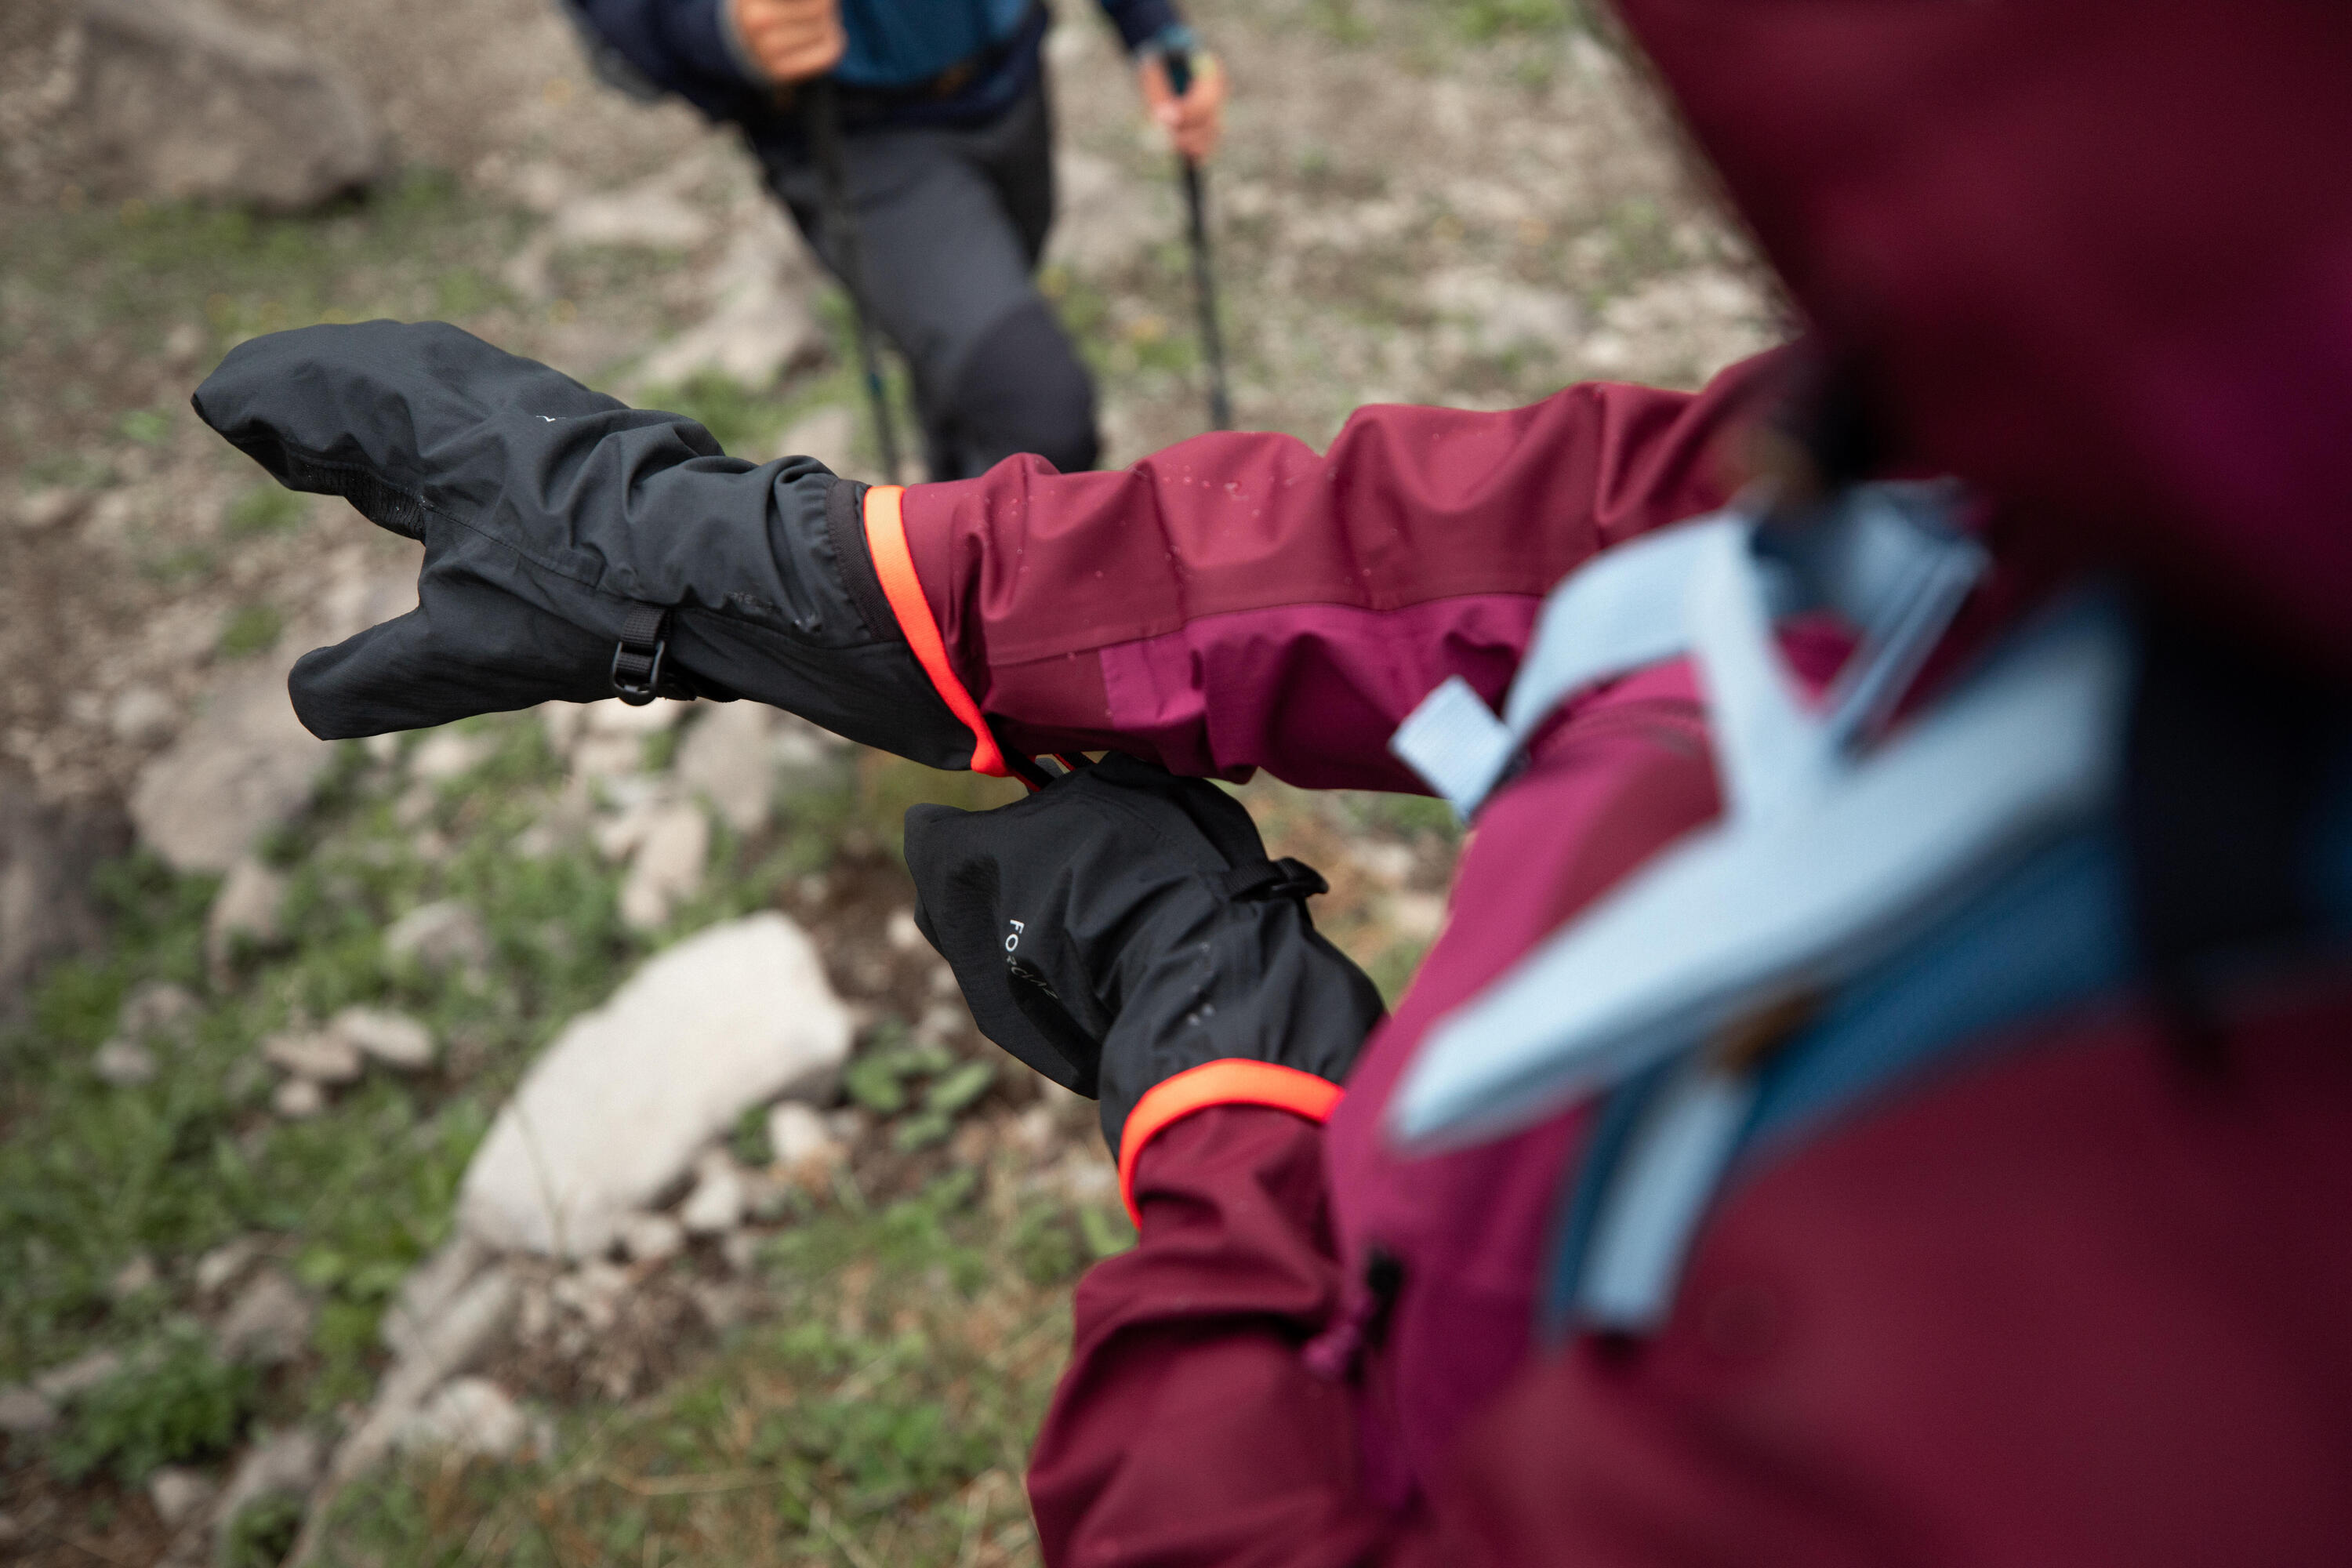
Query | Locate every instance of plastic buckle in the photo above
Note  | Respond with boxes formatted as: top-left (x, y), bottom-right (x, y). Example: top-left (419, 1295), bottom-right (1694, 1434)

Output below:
top-left (610, 604), bottom-right (670, 706)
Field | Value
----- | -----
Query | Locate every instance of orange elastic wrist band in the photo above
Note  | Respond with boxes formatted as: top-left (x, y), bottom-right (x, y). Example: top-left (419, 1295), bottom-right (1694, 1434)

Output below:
top-left (1116, 1059), bottom-right (1343, 1225)
top-left (861, 484), bottom-right (1007, 777)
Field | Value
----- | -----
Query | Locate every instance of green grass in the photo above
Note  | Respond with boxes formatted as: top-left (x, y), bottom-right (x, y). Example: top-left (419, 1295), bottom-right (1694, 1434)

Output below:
top-left (318, 1173), bottom-right (1076, 1566)
top-left (223, 483), bottom-right (309, 539)
top-left (49, 1324), bottom-right (259, 1484)
top-left (217, 603), bottom-right (285, 659)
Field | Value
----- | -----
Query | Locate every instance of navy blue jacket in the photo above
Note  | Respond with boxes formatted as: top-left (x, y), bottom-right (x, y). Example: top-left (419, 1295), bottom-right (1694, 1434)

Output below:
top-left (564, 0), bottom-right (1183, 132)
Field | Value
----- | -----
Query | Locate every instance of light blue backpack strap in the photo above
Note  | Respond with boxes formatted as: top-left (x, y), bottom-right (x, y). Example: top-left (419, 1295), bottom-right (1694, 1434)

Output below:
top-left (1389, 591), bottom-right (2133, 1151)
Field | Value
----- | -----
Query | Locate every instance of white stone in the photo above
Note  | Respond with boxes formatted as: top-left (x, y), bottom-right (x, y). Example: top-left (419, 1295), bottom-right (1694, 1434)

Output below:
top-left (148, 1465), bottom-right (216, 1527)
top-left (457, 913), bottom-right (853, 1258)
top-left (262, 1029), bottom-right (362, 1084)
top-left (0, 1386), bottom-right (58, 1435)
top-left (395, 1376), bottom-right (527, 1460)
top-left (7, 487), bottom-right (88, 533)
top-left (639, 215), bottom-right (824, 393)
top-left (34, 1348), bottom-right (122, 1402)
top-left (129, 666), bottom-right (333, 873)
top-left (328, 1007), bottom-right (435, 1071)
top-left (677, 1149), bottom-right (746, 1235)
top-left (271, 1076), bottom-right (325, 1119)
top-left (94, 1038), bottom-right (158, 1086)
top-left (67, 0), bottom-right (385, 213)
top-left (207, 855), bottom-right (286, 970)
top-left (110, 1254), bottom-right (158, 1298)
top-left (120, 979), bottom-right (201, 1039)
top-left (616, 1211), bottom-right (685, 1264)
top-left (214, 1428), bottom-right (321, 1531)
top-left (676, 704), bottom-right (779, 834)
top-left (592, 797), bottom-right (662, 862)
top-left (216, 1269), bottom-right (313, 1365)
top-left (885, 907), bottom-right (926, 954)
top-left (770, 405), bottom-right (858, 468)
top-left (408, 729), bottom-right (495, 782)
top-left (550, 1261), bottom-right (630, 1331)
top-left (583, 696), bottom-right (687, 736)
top-left (379, 1236), bottom-right (487, 1359)
top-left (195, 1236), bottom-right (261, 1297)
top-left (383, 900), bottom-right (489, 971)
top-left (619, 804), bottom-right (709, 930)
top-left (539, 702), bottom-right (587, 757)
top-left (551, 180), bottom-right (713, 252)
top-left (766, 1102), bottom-right (844, 1172)
top-left (108, 684), bottom-right (177, 746)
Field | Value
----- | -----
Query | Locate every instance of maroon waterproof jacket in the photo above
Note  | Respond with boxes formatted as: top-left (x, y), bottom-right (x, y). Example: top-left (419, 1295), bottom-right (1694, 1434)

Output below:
top-left (839, 0), bottom-right (2352, 1558)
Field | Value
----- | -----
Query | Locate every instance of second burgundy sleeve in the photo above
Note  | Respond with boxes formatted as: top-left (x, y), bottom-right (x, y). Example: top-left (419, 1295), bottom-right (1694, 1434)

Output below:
top-left (897, 354), bottom-right (1788, 789)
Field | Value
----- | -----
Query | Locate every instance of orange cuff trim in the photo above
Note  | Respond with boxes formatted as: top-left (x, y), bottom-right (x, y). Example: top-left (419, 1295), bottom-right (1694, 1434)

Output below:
top-left (1116, 1060), bottom-right (1343, 1225)
top-left (861, 485), bottom-right (1008, 778)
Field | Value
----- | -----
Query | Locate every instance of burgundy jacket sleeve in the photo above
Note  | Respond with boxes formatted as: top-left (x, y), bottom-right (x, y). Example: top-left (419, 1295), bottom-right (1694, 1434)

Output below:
top-left (1029, 1106), bottom-right (1418, 1568)
top-left (895, 354), bottom-right (1788, 789)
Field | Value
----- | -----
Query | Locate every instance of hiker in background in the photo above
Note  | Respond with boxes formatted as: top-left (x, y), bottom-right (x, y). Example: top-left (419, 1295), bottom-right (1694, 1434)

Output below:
top-left (561, 0), bottom-right (1225, 480)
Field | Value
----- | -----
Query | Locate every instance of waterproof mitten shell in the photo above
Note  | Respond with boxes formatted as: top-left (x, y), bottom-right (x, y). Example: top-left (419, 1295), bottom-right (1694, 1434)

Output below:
top-left (903, 753), bottom-right (1385, 1152)
top-left (191, 320), bottom-right (974, 764)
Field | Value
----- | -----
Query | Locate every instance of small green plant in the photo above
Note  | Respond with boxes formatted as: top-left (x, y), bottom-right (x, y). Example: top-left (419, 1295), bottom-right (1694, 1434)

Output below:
top-left (223, 483), bottom-right (307, 538)
top-left (217, 603), bottom-right (285, 659)
top-left (221, 1493), bottom-right (304, 1568)
top-left (644, 370), bottom-right (796, 456)
top-left (116, 408), bottom-right (172, 446)
top-left (49, 1325), bottom-right (257, 1483)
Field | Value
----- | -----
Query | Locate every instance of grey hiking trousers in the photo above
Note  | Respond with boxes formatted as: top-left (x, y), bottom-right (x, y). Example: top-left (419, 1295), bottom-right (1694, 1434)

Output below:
top-left (756, 77), bottom-right (1101, 481)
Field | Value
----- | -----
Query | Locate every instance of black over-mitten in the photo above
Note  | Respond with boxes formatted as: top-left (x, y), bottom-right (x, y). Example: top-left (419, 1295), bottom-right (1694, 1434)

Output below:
top-left (191, 320), bottom-right (975, 764)
top-left (903, 753), bottom-right (1385, 1153)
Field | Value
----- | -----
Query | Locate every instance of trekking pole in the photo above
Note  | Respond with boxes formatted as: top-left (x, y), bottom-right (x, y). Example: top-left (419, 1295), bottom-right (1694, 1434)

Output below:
top-left (1162, 49), bottom-right (1232, 431)
top-left (803, 77), bottom-right (904, 483)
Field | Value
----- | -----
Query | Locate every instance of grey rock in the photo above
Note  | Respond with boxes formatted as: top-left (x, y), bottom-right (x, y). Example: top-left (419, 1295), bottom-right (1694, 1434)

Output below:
top-left (67, 0), bottom-right (384, 213)
top-left (109, 684), bottom-right (179, 746)
top-left (6, 487), bottom-right (89, 533)
top-left (767, 1102), bottom-right (844, 1173)
top-left (121, 979), bottom-right (202, 1040)
top-left (550, 1262), bottom-right (630, 1332)
top-left (270, 1076), bottom-right (325, 1120)
top-left (0, 761), bottom-right (131, 1018)
top-left (619, 803), bottom-right (708, 931)
top-left (459, 913), bottom-right (852, 1258)
top-left (194, 1236), bottom-right (262, 1298)
top-left (261, 1029), bottom-right (362, 1085)
top-left (639, 214), bottom-right (824, 390)
top-left (677, 1149), bottom-right (746, 1236)
top-left (328, 1007), bottom-right (435, 1071)
top-left (551, 181), bottom-right (713, 252)
top-left (94, 1037), bottom-right (159, 1086)
top-left (214, 1426), bottom-right (323, 1534)
top-left (406, 729), bottom-right (494, 782)
top-left (675, 704), bottom-right (779, 834)
top-left (216, 1269), bottom-right (313, 1365)
top-left (148, 1465), bottom-right (216, 1528)
top-left (206, 855), bottom-right (287, 971)
top-left (379, 1236), bottom-right (489, 1360)
top-left (111, 1254), bottom-right (158, 1298)
top-left (394, 1376), bottom-right (526, 1460)
top-left (34, 1348), bottom-right (122, 1402)
top-left (130, 667), bottom-right (331, 873)
top-left (0, 1385), bottom-right (58, 1435)
top-left (383, 900), bottom-right (490, 972)
top-left (616, 1211), bottom-right (685, 1264)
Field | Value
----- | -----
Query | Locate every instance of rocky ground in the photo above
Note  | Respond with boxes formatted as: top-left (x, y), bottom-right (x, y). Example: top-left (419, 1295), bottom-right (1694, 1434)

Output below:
top-left (0, 0), bottom-right (1779, 1562)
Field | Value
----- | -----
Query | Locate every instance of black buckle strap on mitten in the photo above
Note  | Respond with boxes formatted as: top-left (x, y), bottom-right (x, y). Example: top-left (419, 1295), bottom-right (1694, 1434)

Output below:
top-left (1221, 857), bottom-right (1330, 903)
top-left (610, 604), bottom-right (670, 706)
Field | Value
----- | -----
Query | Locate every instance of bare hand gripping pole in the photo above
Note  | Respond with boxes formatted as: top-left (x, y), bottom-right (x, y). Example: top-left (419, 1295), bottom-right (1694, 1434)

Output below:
top-left (804, 76), bottom-right (905, 484)
top-left (1163, 50), bottom-right (1232, 432)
